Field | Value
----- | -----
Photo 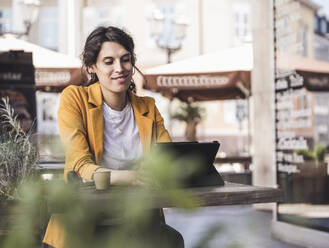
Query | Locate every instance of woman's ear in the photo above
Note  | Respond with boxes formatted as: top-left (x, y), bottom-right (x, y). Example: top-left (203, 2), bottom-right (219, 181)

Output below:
top-left (87, 66), bottom-right (94, 74)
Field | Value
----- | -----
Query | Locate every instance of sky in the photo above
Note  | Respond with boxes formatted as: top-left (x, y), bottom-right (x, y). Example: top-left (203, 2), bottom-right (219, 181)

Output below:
top-left (312, 0), bottom-right (329, 16)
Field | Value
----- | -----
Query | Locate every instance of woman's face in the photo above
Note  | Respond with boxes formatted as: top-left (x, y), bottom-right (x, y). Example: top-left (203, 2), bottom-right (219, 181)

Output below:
top-left (90, 41), bottom-right (133, 95)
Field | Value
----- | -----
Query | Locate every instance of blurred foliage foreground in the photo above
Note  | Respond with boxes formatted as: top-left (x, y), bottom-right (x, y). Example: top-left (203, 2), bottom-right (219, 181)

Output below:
top-left (1, 143), bottom-right (224, 247)
top-left (0, 97), bottom-right (225, 248)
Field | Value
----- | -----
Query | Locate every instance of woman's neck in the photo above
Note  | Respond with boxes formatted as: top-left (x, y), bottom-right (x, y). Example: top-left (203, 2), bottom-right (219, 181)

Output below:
top-left (102, 90), bottom-right (128, 111)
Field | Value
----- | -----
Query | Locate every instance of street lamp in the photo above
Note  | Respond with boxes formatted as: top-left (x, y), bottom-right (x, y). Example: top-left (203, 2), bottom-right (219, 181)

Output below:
top-left (148, 7), bottom-right (188, 63)
top-left (0, 0), bottom-right (40, 38)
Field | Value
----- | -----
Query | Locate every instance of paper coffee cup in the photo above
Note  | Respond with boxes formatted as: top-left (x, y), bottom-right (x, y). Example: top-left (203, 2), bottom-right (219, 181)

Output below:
top-left (94, 171), bottom-right (111, 190)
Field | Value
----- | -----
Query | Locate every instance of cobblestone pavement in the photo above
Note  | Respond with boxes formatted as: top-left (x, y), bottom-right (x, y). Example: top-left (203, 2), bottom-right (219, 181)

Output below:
top-left (165, 205), bottom-right (301, 248)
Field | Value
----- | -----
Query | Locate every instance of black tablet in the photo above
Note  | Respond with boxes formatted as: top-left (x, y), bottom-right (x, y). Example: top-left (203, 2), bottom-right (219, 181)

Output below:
top-left (155, 141), bottom-right (224, 187)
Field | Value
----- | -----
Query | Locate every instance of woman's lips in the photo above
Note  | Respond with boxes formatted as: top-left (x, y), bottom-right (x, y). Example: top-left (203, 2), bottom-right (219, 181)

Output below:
top-left (111, 75), bottom-right (128, 83)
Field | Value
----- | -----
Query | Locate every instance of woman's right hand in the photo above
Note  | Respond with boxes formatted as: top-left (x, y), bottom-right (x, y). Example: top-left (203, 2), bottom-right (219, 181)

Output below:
top-left (93, 168), bottom-right (140, 186)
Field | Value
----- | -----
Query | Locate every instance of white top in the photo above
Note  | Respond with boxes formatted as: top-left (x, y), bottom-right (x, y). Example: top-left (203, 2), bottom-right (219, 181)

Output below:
top-left (102, 100), bottom-right (143, 170)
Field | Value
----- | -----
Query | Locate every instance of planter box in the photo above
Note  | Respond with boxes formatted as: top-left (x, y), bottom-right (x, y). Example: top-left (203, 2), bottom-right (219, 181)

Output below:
top-left (279, 162), bottom-right (329, 204)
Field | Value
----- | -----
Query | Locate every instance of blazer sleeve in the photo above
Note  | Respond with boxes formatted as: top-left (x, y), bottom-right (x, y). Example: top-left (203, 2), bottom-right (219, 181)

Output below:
top-left (154, 103), bottom-right (172, 143)
top-left (57, 87), bottom-right (101, 180)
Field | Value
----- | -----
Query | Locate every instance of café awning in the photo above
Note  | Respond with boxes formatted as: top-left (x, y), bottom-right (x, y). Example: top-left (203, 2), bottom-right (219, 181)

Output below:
top-left (144, 44), bottom-right (329, 101)
top-left (144, 44), bottom-right (253, 101)
top-left (0, 35), bottom-right (86, 91)
top-left (277, 54), bottom-right (329, 91)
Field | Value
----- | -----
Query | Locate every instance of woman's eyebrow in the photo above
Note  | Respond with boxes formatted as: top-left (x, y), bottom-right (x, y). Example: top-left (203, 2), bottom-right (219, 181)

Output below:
top-left (121, 53), bottom-right (131, 58)
top-left (102, 56), bottom-right (113, 60)
top-left (102, 53), bottom-right (130, 60)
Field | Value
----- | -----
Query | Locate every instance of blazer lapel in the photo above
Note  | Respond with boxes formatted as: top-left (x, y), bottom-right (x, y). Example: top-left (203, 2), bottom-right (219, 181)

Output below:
top-left (129, 92), bottom-right (153, 154)
top-left (87, 83), bottom-right (104, 164)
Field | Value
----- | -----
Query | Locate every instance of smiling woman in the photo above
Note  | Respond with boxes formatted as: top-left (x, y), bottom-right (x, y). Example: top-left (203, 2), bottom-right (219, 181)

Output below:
top-left (42, 26), bottom-right (184, 248)
top-left (90, 42), bottom-right (133, 110)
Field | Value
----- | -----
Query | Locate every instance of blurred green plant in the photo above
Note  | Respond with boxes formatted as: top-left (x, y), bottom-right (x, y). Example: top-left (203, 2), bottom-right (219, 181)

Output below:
top-left (2, 147), bottom-right (228, 248)
top-left (295, 144), bottom-right (327, 163)
top-left (0, 97), bottom-right (39, 202)
top-left (0, 98), bottom-right (228, 247)
top-left (171, 101), bottom-right (206, 141)
top-left (314, 144), bottom-right (327, 163)
top-left (294, 149), bottom-right (314, 162)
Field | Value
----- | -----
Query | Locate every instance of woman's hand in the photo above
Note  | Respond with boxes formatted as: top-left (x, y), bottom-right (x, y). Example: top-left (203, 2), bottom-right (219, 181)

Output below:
top-left (93, 168), bottom-right (141, 186)
top-left (94, 167), bottom-right (111, 173)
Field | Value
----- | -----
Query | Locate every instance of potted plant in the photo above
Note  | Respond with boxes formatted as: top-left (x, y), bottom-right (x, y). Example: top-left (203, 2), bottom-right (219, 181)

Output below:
top-left (171, 101), bottom-right (205, 141)
top-left (285, 145), bottom-right (329, 203)
top-left (295, 144), bottom-right (327, 165)
top-left (0, 97), bottom-right (39, 238)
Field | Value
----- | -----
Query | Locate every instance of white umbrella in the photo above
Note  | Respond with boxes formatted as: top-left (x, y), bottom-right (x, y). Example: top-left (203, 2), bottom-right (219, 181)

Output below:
top-left (144, 44), bottom-right (253, 101)
top-left (0, 34), bottom-right (86, 90)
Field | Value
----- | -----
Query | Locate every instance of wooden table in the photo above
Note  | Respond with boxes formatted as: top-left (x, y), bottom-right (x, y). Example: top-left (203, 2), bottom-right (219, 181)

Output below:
top-left (184, 182), bottom-right (283, 206)
top-left (79, 182), bottom-right (284, 208)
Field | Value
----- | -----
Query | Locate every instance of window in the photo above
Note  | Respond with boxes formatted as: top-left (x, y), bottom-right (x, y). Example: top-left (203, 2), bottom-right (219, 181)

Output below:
top-left (40, 7), bottom-right (58, 51)
top-left (314, 15), bottom-right (319, 33)
top-left (0, 9), bottom-right (11, 34)
top-left (320, 17), bottom-right (327, 34)
top-left (83, 5), bottom-right (125, 42)
top-left (232, 2), bottom-right (251, 45)
top-left (297, 93), bottom-right (309, 109)
top-left (299, 24), bottom-right (308, 56)
top-left (97, 6), bottom-right (125, 27)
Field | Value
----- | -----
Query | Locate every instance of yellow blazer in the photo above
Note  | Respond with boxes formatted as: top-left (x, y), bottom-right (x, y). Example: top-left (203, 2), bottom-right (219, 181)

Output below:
top-left (43, 82), bottom-right (171, 248)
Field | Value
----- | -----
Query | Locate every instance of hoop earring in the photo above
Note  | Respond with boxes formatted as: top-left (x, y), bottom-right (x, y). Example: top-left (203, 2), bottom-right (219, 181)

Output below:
top-left (89, 73), bottom-right (97, 85)
top-left (129, 80), bottom-right (136, 94)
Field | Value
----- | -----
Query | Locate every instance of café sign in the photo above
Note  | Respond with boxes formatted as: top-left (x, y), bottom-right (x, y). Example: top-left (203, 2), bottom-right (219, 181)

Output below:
top-left (274, 0), bottom-right (309, 175)
top-left (156, 75), bottom-right (229, 88)
top-left (0, 72), bottom-right (22, 81)
top-left (35, 70), bottom-right (71, 86)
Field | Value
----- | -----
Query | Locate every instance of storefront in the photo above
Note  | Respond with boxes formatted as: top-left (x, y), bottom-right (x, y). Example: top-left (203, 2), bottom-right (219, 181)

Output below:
top-left (271, 0), bottom-right (329, 246)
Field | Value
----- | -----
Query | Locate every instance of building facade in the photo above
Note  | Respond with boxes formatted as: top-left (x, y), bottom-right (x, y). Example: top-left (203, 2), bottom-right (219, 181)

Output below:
top-left (1, 0), bottom-right (328, 156)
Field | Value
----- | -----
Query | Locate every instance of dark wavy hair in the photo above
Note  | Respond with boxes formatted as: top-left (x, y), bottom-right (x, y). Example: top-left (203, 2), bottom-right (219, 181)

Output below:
top-left (82, 26), bottom-right (137, 86)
